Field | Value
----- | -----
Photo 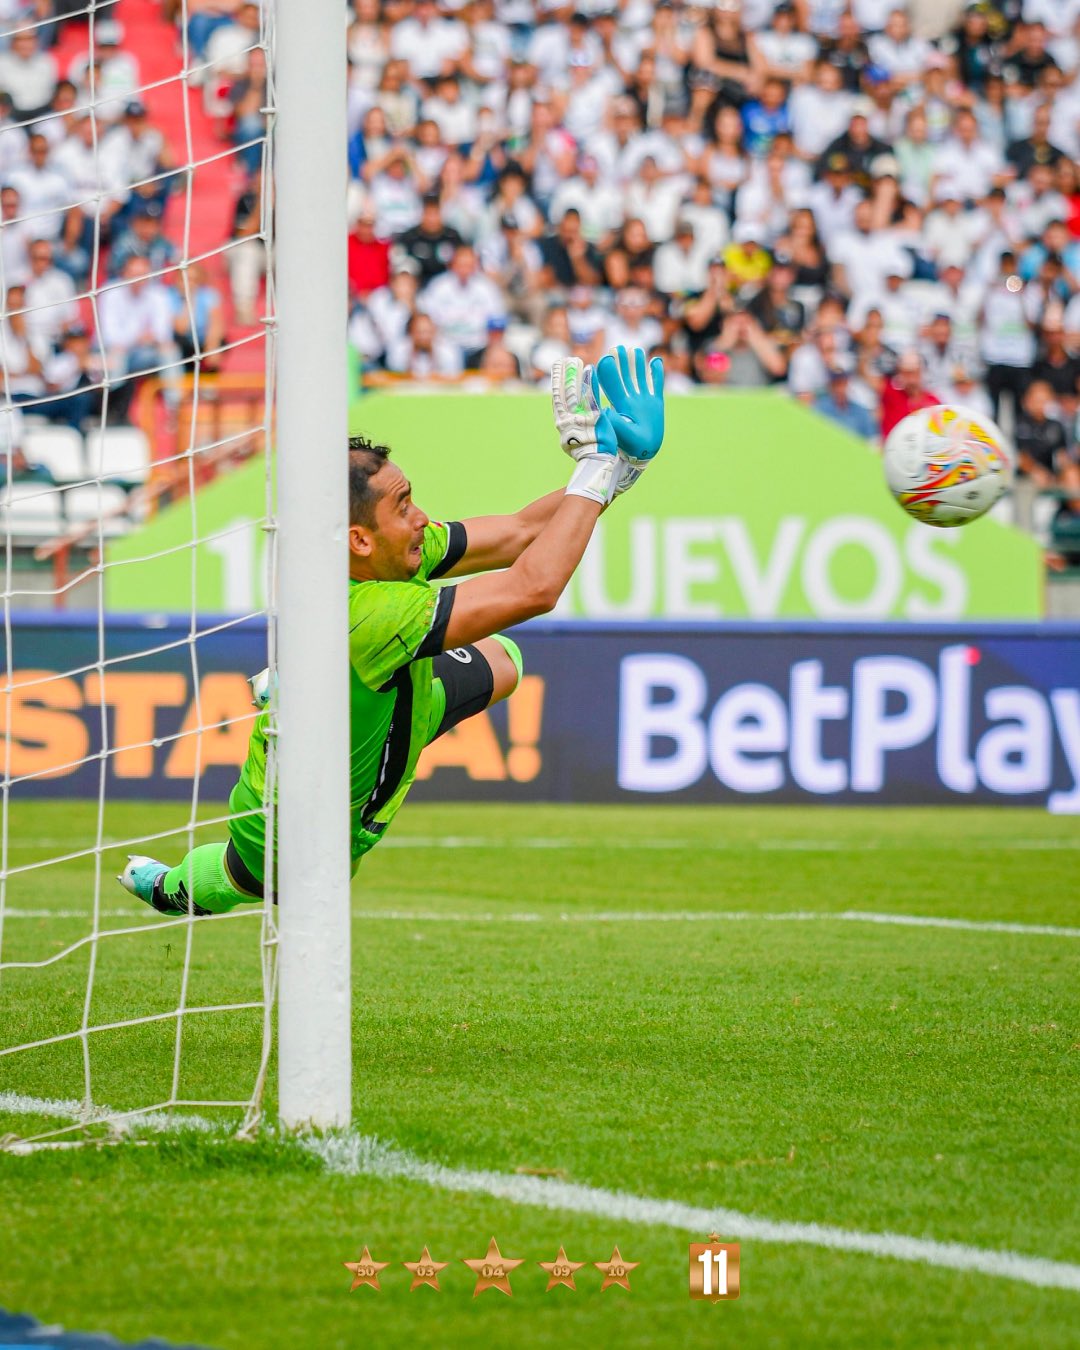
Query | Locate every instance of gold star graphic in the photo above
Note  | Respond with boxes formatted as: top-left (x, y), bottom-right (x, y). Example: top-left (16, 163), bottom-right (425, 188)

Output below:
top-left (462, 1236), bottom-right (525, 1297)
top-left (595, 1244), bottom-right (639, 1292)
top-left (343, 1245), bottom-right (390, 1291)
top-left (403, 1244), bottom-right (449, 1292)
top-left (538, 1245), bottom-right (585, 1292)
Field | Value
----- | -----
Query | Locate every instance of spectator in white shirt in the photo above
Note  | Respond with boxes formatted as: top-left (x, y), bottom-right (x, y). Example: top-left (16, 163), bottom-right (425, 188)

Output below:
top-left (679, 176), bottom-right (729, 258)
top-left (390, 0), bottom-right (468, 81)
top-left (565, 283), bottom-right (607, 351)
top-left (458, 0), bottom-right (511, 86)
top-left (947, 358), bottom-right (995, 416)
top-left (867, 9), bottom-right (930, 87)
top-left (368, 151), bottom-right (423, 238)
top-left (529, 303), bottom-right (572, 381)
top-left (752, 2), bottom-right (817, 82)
top-left (0, 93), bottom-right (28, 179)
top-left (562, 49), bottom-right (620, 143)
top-left (6, 134), bottom-right (73, 243)
top-left (622, 155), bottom-right (687, 244)
top-left (43, 323), bottom-right (104, 431)
top-left (528, 12), bottom-right (599, 87)
top-left (549, 154), bottom-right (625, 246)
top-left (0, 184), bottom-right (32, 283)
top-left (1024, 0), bottom-right (1080, 38)
top-left (604, 287), bottom-right (663, 354)
top-left (0, 281), bottom-right (47, 399)
top-left (931, 109), bottom-right (1008, 203)
top-left (807, 152), bottom-right (862, 249)
top-left (102, 101), bottom-right (171, 192)
top-left (790, 60), bottom-right (854, 158)
top-left (386, 311), bottom-right (464, 377)
top-left (585, 96), bottom-right (651, 186)
top-left (421, 73), bottom-right (477, 147)
top-left (0, 29), bottom-right (57, 120)
top-left (67, 19), bottom-right (139, 123)
top-left (654, 219), bottom-right (710, 296)
top-left (205, 2), bottom-right (262, 79)
top-left (51, 114), bottom-right (129, 229)
top-left (592, 7), bottom-right (649, 79)
top-left (832, 197), bottom-right (912, 299)
top-left (736, 143), bottom-right (806, 243)
top-left (923, 182), bottom-right (987, 268)
top-left (1010, 161), bottom-right (1070, 241)
top-left (99, 256), bottom-right (181, 415)
top-left (420, 243), bottom-right (506, 365)
top-left (367, 262), bottom-right (421, 358)
top-left (23, 238), bottom-right (77, 349)
top-left (852, 0), bottom-right (898, 31)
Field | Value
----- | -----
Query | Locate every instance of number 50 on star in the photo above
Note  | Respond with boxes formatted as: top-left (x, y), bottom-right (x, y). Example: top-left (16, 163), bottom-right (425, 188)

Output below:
top-left (688, 1237), bottom-right (740, 1301)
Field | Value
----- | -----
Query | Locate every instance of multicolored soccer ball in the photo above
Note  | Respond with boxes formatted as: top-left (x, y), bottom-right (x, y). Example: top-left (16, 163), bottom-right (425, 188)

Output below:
top-left (883, 405), bottom-right (1013, 527)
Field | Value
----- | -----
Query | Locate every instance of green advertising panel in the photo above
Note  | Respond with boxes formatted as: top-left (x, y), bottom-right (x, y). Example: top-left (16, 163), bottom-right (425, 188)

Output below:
top-left (107, 392), bottom-right (1043, 619)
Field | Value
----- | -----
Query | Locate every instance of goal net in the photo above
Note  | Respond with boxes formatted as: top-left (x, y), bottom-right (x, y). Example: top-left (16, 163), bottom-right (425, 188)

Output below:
top-left (0, 0), bottom-right (330, 1150)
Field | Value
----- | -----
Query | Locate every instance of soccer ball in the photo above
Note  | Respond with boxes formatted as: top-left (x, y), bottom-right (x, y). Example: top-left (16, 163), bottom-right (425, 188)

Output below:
top-left (882, 404), bottom-right (1013, 527)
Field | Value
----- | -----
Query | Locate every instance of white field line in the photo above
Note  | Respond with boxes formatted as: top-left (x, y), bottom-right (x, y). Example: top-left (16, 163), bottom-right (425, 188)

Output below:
top-left (1, 907), bottom-right (1077, 938)
top-left (1, 908), bottom-right (144, 920)
top-left (350, 909), bottom-right (1080, 938)
top-left (7, 835), bottom-right (1080, 854)
top-left (1, 1091), bottom-right (1078, 1295)
top-left (0, 1091), bottom-right (218, 1135)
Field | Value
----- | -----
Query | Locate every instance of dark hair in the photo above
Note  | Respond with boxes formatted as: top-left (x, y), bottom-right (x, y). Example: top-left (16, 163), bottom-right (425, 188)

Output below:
top-left (348, 435), bottom-right (391, 527)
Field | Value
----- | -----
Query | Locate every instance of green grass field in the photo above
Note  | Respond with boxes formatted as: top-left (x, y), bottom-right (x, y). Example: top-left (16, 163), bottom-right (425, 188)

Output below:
top-left (1, 802), bottom-right (1078, 1349)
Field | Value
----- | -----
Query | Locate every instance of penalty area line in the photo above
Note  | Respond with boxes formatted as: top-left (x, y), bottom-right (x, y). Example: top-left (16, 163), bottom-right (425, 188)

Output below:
top-left (349, 909), bottom-right (1080, 939)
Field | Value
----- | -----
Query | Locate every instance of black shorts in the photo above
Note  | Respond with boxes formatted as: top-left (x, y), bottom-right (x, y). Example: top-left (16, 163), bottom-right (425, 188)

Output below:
top-left (430, 643), bottom-right (496, 741)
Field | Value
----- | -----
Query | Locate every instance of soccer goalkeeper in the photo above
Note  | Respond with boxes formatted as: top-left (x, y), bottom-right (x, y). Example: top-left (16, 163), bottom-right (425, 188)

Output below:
top-left (119, 346), bottom-right (665, 916)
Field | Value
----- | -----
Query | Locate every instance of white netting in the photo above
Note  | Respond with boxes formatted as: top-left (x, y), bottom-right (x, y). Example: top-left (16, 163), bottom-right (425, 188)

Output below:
top-left (0, 0), bottom-right (278, 1148)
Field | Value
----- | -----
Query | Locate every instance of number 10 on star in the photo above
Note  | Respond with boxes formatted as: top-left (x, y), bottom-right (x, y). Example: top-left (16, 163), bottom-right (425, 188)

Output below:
top-left (688, 1237), bottom-right (740, 1301)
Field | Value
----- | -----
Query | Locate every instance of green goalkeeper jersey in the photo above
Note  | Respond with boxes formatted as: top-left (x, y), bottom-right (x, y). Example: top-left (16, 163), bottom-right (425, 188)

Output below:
top-left (229, 519), bottom-right (465, 879)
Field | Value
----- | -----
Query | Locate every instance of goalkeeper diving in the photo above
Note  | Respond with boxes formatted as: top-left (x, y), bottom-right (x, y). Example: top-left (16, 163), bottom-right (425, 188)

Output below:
top-left (119, 346), bottom-right (665, 915)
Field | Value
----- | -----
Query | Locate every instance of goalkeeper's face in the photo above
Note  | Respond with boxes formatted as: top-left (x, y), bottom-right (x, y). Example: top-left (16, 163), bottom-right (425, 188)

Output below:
top-left (349, 460), bottom-right (430, 581)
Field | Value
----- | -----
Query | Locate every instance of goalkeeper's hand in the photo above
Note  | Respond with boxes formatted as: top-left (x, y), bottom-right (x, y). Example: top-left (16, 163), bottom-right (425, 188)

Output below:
top-left (551, 356), bottom-right (620, 506)
top-left (597, 345), bottom-right (665, 472)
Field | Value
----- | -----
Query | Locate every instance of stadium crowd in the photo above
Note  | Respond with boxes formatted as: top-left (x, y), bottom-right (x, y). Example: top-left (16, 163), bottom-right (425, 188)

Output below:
top-left (327, 0), bottom-right (1080, 541)
top-left (0, 0), bottom-right (1078, 552)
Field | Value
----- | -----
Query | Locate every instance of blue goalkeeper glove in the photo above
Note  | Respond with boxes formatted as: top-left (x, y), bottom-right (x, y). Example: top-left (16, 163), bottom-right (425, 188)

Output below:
top-left (597, 345), bottom-right (665, 470)
top-left (551, 356), bottom-right (620, 506)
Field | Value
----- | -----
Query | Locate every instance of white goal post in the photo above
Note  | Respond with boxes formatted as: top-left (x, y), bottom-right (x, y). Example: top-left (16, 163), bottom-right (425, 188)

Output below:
top-left (0, 0), bottom-right (351, 1144)
top-left (272, 0), bottom-right (352, 1131)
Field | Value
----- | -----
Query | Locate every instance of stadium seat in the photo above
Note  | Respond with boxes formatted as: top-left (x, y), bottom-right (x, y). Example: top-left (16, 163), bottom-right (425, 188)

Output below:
top-left (0, 482), bottom-right (63, 539)
top-left (63, 484), bottom-right (132, 537)
top-left (85, 427), bottom-right (152, 486)
top-left (22, 426), bottom-right (86, 484)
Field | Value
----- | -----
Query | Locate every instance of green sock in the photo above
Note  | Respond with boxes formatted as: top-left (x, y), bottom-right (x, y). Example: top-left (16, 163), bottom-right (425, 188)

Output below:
top-left (161, 843), bottom-right (259, 915)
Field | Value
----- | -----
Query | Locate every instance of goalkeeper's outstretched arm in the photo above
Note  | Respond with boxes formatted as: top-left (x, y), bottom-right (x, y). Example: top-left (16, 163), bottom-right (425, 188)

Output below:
top-left (439, 488), bottom-right (565, 578)
top-left (441, 490), bottom-right (604, 648)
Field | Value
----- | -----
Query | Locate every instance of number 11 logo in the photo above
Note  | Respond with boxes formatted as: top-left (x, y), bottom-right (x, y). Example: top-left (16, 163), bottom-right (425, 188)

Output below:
top-left (688, 1237), bottom-right (740, 1301)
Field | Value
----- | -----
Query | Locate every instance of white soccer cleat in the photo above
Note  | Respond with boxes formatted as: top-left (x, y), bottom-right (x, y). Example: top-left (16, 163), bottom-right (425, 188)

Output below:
top-left (118, 854), bottom-right (168, 907)
top-left (249, 667), bottom-right (273, 708)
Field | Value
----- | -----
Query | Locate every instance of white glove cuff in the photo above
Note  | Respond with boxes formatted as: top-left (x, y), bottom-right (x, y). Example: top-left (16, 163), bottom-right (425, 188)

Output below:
top-left (566, 453), bottom-right (619, 506)
top-left (613, 460), bottom-right (644, 498)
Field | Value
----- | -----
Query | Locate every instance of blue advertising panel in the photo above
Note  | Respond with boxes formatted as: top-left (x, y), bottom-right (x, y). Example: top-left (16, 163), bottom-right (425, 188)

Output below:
top-left (3, 617), bottom-right (1079, 809)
